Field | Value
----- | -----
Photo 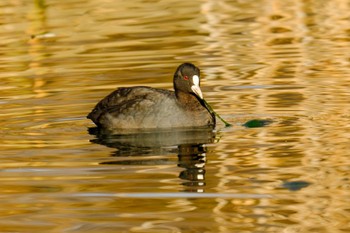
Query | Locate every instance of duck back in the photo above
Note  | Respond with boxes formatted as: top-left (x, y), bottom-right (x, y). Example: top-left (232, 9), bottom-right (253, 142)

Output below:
top-left (87, 86), bottom-right (214, 129)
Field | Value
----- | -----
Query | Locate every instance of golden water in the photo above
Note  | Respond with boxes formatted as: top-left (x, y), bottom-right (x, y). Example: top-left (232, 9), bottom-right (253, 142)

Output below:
top-left (1, 0), bottom-right (349, 232)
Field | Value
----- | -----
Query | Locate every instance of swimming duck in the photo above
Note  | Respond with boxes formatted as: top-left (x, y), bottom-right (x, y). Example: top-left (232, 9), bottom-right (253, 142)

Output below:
top-left (87, 63), bottom-right (215, 129)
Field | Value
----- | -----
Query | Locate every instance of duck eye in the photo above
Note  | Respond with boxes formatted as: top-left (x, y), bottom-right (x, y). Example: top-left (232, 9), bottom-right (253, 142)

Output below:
top-left (183, 75), bottom-right (189, 80)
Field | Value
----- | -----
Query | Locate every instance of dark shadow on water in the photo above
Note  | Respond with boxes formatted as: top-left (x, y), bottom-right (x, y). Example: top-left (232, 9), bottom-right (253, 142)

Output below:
top-left (88, 127), bottom-right (216, 192)
top-left (243, 119), bottom-right (273, 128)
top-left (282, 180), bottom-right (311, 191)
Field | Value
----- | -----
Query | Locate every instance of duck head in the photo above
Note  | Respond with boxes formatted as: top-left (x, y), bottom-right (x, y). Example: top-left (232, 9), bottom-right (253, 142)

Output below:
top-left (173, 63), bottom-right (203, 100)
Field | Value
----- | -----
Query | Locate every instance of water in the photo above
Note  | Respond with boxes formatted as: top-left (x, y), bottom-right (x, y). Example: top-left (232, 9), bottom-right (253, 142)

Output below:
top-left (1, 0), bottom-right (350, 232)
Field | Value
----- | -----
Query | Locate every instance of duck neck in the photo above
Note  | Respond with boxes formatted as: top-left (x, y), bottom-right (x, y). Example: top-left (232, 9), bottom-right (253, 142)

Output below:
top-left (175, 90), bottom-right (216, 124)
top-left (175, 90), bottom-right (204, 110)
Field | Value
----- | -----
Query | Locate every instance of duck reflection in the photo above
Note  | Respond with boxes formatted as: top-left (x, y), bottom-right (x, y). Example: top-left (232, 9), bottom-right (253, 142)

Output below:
top-left (178, 144), bottom-right (207, 190)
top-left (88, 127), bottom-right (216, 191)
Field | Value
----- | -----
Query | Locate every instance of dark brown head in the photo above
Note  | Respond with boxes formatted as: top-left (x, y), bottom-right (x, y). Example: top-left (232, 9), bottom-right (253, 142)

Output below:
top-left (173, 63), bottom-right (203, 100)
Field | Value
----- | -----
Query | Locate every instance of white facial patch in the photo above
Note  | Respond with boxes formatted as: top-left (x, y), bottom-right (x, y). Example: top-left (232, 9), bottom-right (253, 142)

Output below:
top-left (192, 75), bottom-right (200, 86)
top-left (191, 74), bottom-right (203, 99)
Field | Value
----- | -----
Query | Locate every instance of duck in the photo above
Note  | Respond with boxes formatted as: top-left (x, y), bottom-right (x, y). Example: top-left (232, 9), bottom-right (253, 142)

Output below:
top-left (87, 63), bottom-right (216, 129)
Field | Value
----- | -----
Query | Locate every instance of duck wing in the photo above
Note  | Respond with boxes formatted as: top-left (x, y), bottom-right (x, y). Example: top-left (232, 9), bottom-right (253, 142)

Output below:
top-left (87, 86), bottom-right (173, 126)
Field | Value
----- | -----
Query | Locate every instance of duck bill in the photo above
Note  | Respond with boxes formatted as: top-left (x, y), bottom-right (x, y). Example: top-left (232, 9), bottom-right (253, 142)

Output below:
top-left (191, 84), bottom-right (203, 99)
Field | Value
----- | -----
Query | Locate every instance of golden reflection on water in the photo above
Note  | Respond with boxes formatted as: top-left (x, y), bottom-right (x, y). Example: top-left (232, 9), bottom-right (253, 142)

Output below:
top-left (1, 0), bottom-right (350, 232)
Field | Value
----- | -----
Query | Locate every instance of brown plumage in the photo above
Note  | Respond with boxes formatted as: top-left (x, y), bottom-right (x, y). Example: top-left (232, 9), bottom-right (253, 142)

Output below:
top-left (87, 63), bottom-right (215, 129)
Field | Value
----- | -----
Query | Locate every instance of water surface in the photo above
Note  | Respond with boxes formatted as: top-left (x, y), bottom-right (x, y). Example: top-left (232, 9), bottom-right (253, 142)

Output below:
top-left (1, 0), bottom-right (350, 232)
